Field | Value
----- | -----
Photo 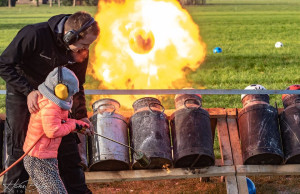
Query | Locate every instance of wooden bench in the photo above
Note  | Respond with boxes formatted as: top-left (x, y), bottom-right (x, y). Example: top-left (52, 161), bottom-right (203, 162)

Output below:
top-left (84, 108), bottom-right (300, 194)
top-left (84, 108), bottom-right (249, 193)
top-left (1, 108), bottom-right (300, 193)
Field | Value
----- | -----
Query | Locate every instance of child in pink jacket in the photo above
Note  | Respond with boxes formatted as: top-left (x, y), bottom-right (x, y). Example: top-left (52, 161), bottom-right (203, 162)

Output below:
top-left (23, 67), bottom-right (91, 194)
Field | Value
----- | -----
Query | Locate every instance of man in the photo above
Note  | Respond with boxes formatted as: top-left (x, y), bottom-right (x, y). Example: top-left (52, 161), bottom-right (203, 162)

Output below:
top-left (0, 11), bottom-right (100, 193)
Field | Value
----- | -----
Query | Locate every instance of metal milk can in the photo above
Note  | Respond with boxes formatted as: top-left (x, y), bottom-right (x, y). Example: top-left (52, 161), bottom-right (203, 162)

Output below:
top-left (170, 94), bottom-right (215, 168)
top-left (129, 97), bottom-right (172, 169)
top-left (89, 98), bottom-right (130, 171)
top-left (279, 85), bottom-right (300, 164)
top-left (238, 85), bottom-right (284, 165)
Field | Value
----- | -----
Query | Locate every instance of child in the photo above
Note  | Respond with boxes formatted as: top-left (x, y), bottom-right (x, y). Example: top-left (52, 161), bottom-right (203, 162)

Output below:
top-left (23, 67), bottom-right (92, 194)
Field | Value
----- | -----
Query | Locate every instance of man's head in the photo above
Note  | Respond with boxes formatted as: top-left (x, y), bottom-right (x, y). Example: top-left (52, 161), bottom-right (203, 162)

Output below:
top-left (64, 11), bottom-right (100, 53)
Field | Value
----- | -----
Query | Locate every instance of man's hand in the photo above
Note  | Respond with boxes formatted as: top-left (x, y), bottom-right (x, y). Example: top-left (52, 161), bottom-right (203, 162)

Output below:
top-left (27, 90), bottom-right (42, 113)
top-left (80, 117), bottom-right (95, 136)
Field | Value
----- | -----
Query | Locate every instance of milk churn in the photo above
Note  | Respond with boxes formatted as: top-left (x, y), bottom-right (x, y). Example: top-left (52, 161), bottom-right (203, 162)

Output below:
top-left (279, 85), bottom-right (300, 164)
top-left (129, 97), bottom-right (172, 169)
top-left (89, 98), bottom-right (130, 171)
top-left (238, 84), bottom-right (284, 164)
top-left (170, 93), bottom-right (215, 168)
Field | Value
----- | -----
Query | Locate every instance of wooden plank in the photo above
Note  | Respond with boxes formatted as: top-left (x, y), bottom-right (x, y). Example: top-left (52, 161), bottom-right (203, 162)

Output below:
top-left (226, 111), bottom-right (249, 194)
top-left (226, 108), bottom-right (237, 119)
top-left (0, 166), bottom-right (236, 184)
top-left (217, 117), bottom-right (238, 193)
top-left (84, 166), bottom-right (236, 183)
top-left (236, 176), bottom-right (248, 194)
top-left (210, 118), bottom-right (217, 144)
top-left (225, 176), bottom-right (239, 194)
top-left (206, 108), bottom-right (227, 118)
top-left (217, 118), bottom-right (233, 166)
top-left (226, 119), bottom-right (243, 165)
top-left (236, 165), bottom-right (300, 176)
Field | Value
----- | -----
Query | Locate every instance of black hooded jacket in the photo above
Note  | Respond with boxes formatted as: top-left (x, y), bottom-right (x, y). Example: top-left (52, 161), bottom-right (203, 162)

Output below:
top-left (0, 14), bottom-right (88, 119)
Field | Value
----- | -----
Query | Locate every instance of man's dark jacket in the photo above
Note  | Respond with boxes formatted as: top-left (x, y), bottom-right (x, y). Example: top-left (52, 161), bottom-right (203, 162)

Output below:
top-left (0, 14), bottom-right (88, 119)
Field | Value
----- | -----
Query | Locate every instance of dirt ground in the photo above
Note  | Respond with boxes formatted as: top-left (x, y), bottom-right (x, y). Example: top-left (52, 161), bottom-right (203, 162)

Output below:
top-left (87, 176), bottom-right (300, 194)
top-left (1, 175), bottom-right (300, 193)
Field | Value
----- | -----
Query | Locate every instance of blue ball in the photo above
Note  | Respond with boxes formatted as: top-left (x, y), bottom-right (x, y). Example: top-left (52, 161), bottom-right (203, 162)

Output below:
top-left (246, 177), bottom-right (256, 194)
top-left (213, 47), bottom-right (222, 53)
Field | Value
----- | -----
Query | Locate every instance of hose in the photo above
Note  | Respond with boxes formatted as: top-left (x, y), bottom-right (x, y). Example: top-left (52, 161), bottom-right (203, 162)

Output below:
top-left (0, 127), bottom-right (151, 176)
top-left (0, 133), bottom-right (44, 177)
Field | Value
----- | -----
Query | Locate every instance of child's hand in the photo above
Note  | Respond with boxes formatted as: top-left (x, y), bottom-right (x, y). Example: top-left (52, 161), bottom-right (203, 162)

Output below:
top-left (80, 118), bottom-right (94, 134)
top-left (75, 120), bottom-right (93, 136)
top-left (76, 120), bottom-right (90, 129)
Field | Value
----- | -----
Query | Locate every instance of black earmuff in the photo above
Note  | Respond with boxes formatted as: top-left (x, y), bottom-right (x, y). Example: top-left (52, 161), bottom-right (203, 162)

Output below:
top-left (54, 66), bottom-right (69, 100)
top-left (63, 17), bottom-right (95, 45)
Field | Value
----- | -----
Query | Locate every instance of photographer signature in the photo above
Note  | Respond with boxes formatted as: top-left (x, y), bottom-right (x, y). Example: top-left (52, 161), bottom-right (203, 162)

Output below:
top-left (3, 179), bottom-right (36, 193)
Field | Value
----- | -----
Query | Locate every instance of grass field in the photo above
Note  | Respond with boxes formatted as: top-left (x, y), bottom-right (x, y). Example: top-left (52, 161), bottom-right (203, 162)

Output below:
top-left (187, 0), bottom-right (300, 108)
top-left (1, 0), bottom-right (300, 193)
top-left (0, 1), bottom-right (299, 112)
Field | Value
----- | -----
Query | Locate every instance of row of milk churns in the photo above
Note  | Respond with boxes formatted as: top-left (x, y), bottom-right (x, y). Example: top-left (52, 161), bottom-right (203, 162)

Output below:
top-left (239, 84), bottom-right (300, 165)
top-left (87, 93), bottom-right (215, 171)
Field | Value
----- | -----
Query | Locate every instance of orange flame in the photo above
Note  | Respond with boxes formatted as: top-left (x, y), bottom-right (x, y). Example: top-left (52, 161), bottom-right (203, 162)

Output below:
top-left (89, 0), bottom-right (206, 108)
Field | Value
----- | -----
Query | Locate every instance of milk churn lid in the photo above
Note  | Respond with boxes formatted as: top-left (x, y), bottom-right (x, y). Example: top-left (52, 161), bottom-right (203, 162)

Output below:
top-left (241, 84), bottom-right (267, 100)
top-left (174, 88), bottom-right (202, 99)
top-left (92, 98), bottom-right (121, 113)
top-left (282, 84), bottom-right (300, 100)
top-left (132, 97), bottom-right (163, 113)
top-left (174, 88), bottom-right (202, 109)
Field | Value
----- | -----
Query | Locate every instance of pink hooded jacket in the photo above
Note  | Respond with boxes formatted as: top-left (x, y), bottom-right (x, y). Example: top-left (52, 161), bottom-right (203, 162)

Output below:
top-left (23, 96), bottom-right (88, 159)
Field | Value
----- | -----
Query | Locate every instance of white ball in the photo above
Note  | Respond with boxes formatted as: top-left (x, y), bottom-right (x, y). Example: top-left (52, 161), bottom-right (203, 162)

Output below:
top-left (275, 42), bottom-right (283, 48)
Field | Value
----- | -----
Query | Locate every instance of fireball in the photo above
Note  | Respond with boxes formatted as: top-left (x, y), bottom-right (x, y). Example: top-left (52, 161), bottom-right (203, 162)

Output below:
top-left (89, 0), bottom-right (206, 108)
top-left (129, 27), bottom-right (155, 54)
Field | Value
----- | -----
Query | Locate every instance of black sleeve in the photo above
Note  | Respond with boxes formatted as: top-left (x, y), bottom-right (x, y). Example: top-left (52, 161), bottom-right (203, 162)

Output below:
top-left (0, 25), bottom-right (36, 96)
top-left (68, 58), bottom-right (88, 120)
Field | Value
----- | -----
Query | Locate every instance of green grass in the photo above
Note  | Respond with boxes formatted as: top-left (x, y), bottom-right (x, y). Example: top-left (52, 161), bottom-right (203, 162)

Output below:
top-left (0, 0), bottom-right (300, 111)
top-left (185, 0), bottom-right (300, 108)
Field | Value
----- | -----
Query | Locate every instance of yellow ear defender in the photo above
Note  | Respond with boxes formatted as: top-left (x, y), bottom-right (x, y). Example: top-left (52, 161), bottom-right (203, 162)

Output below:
top-left (54, 66), bottom-right (69, 100)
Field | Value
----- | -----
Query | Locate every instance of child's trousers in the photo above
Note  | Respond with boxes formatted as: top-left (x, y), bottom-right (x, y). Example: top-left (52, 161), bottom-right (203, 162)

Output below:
top-left (24, 155), bottom-right (68, 194)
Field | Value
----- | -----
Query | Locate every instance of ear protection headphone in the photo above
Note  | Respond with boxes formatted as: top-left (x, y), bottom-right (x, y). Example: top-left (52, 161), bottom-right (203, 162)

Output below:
top-left (63, 17), bottom-right (95, 45)
top-left (54, 66), bottom-right (69, 100)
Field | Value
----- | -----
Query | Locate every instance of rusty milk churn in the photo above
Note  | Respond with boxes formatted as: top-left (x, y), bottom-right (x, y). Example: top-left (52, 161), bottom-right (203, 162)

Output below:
top-left (279, 85), bottom-right (300, 164)
top-left (238, 84), bottom-right (284, 164)
top-left (89, 98), bottom-right (130, 171)
top-left (129, 97), bottom-right (172, 169)
top-left (170, 92), bottom-right (215, 168)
